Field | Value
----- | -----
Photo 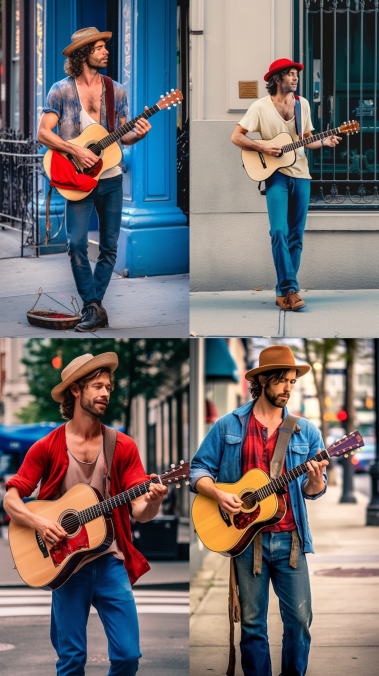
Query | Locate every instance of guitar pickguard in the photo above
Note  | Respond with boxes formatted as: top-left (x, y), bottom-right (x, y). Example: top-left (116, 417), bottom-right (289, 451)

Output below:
top-left (84, 159), bottom-right (103, 178)
top-left (233, 505), bottom-right (261, 530)
top-left (50, 526), bottom-right (90, 568)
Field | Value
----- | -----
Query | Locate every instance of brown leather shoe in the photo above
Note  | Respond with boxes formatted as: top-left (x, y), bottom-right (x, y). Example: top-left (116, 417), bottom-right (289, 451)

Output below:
top-left (276, 291), bottom-right (306, 311)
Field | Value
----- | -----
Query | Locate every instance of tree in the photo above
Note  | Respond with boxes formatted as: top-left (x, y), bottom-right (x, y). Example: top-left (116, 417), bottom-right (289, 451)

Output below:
top-left (16, 339), bottom-right (189, 430)
top-left (303, 339), bottom-right (340, 444)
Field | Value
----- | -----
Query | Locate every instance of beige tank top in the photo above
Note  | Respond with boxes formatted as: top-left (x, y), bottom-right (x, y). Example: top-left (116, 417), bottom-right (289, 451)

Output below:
top-left (55, 438), bottom-right (124, 573)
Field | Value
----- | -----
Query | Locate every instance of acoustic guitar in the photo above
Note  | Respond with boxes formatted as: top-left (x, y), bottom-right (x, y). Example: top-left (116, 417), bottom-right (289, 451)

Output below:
top-left (241, 120), bottom-right (359, 182)
top-left (191, 432), bottom-right (363, 557)
top-left (9, 461), bottom-right (189, 590)
top-left (43, 89), bottom-right (183, 201)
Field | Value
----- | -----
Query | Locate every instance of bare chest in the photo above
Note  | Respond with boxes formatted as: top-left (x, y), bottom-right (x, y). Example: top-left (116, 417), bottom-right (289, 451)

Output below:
top-left (76, 82), bottom-right (103, 123)
top-left (66, 435), bottom-right (103, 464)
top-left (272, 101), bottom-right (295, 122)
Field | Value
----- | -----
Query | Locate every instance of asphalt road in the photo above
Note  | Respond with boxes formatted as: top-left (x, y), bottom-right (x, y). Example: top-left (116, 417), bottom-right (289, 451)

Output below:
top-left (0, 607), bottom-right (188, 675)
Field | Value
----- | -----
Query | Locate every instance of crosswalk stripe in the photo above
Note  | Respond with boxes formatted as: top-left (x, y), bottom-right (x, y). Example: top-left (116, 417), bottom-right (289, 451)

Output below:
top-left (0, 589), bottom-right (189, 617)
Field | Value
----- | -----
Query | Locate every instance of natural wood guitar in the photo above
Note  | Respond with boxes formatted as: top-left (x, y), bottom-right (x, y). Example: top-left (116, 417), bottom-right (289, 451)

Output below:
top-left (191, 432), bottom-right (363, 557)
top-left (9, 461), bottom-right (189, 590)
top-left (43, 89), bottom-right (183, 201)
top-left (241, 120), bottom-right (359, 182)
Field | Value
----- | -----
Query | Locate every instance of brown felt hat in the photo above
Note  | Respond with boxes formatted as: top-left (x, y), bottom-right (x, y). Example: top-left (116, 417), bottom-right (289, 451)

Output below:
top-left (51, 352), bottom-right (118, 403)
top-left (62, 27), bottom-right (112, 57)
top-left (245, 345), bottom-right (310, 381)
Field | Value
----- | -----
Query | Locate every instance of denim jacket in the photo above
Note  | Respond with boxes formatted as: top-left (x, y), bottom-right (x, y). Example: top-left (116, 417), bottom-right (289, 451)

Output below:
top-left (42, 76), bottom-right (129, 153)
top-left (190, 400), bottom-right (327, 554)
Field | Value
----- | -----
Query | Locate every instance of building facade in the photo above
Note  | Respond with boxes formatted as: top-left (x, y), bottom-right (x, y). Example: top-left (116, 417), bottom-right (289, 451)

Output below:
top-left (0, 0), bottom-right (189, 276)
top-left (190, 0), bottom-right (379, 292)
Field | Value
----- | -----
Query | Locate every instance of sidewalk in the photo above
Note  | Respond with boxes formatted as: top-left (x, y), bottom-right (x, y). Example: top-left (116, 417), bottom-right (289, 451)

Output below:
top-left (190, 290), bottom-right (379, 338)
top-left (190, 484), bottom-right (379, 676)
top-left (0, 232), bottom-right (189, 338)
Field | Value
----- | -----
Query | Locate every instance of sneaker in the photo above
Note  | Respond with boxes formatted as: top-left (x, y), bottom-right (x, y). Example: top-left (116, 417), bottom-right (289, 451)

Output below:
top-left (276, 291), bottom-right (306, 312)
top-left (75, 302), bottom-right (109, 332)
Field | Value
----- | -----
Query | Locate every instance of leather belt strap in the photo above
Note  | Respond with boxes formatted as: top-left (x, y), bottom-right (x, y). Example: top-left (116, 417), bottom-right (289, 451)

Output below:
top-left (44, 185), bottom-right (53, 245)
top-left (103, 75), bottom-right (115, 134)
top-left (270, 413), bottom-right (300, 480)
top-left (227, 558), bottom-right (241, 676)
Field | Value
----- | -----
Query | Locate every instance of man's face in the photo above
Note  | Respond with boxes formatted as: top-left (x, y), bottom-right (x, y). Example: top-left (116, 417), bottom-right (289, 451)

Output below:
top-left (278, 68), bottom-right (299, 93)
top-left (262, 369), bottom-right (297, 408)
top-left (87, 40), bottom-right (109, 71)
top-left (78, 373), bottom-right (111, 418)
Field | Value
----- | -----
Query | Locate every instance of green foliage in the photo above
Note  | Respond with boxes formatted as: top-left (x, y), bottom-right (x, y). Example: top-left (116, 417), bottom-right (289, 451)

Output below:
top-left (16, 339), bottom-right (189, 428)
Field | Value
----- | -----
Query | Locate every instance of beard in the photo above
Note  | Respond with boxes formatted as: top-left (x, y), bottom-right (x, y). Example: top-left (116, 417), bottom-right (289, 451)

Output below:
top-left (79, 393), bottom-right (108, 418)
top-left (264, 385), bottom-right (290, 409)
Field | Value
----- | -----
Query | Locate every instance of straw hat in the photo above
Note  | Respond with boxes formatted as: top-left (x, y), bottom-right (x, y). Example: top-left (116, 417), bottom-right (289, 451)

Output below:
top-left (62, 27), bottom-right (112, 57)
top-left (245, 345), bottom-right (310, 381)
top-left (51, 352), bottom-right (118, 402)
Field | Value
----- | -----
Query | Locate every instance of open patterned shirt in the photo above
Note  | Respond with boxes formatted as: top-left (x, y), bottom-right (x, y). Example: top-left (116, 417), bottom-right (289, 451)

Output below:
top-left (242, 412), bottom-right (297, 532)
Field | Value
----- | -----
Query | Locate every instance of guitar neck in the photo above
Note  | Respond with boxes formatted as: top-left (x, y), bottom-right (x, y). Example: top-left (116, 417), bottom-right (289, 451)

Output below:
top-left (254, 449), bottom-right (329, 502)
top-left (78, 476), bottom-right (161, 524)
top-left (282, 127), bottom-right (340, 154)
top-left (98, 104), bottom-right (161, 149)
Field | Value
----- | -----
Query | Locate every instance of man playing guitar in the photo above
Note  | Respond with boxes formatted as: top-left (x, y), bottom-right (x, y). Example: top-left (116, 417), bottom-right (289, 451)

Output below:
top-left (231, 58), bottom-right (341, 312)
top-left (4, 352), bottom-right (167, 676)
top-left (38, 28), bottom-right (152, 332)
top-left (190, 345), bottom-right (329, 676)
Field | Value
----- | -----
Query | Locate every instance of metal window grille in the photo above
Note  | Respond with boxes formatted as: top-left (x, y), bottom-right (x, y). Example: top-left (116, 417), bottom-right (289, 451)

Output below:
top-left (303, 0), bottom-right (379, 209)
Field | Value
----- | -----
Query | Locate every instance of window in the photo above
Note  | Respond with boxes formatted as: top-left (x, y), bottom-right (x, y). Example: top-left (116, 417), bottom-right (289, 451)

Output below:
top-left (301, 0), bottom-right (378, 209)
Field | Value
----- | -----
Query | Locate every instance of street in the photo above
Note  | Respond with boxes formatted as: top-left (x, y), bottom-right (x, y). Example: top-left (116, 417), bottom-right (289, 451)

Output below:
top-left (0, 230), bottom-right (189, 338)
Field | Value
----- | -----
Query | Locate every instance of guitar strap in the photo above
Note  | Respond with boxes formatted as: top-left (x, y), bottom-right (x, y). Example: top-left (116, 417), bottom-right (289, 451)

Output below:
top-left (103, 75), bottom-right (116, 135)
top-left (294, 94), bottom-right (302, 140)
top-left (103, 425), bottom-right (118, 500)
top-left (270, 413), bottom-right (300, 480)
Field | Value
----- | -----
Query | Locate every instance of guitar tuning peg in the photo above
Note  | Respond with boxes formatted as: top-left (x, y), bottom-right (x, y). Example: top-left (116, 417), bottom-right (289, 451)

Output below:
top-left (344, 121), bottom-right (346, 124)
top-left (176, 483), bottom-right (181, 489)
top-left (351, 450), bottom-right (355, 455)
top-left (166, 92), bottom-right (169, 95)
top-left (344, 453), bottom-right (348, 458)
top-left (160, 95), bottom-right (164, 99)
top-left (180, 460), bottom-right (184, 465)
top-left (173, 103), bottom-right (177, 107)
top-left (168, 106), bottom-right (171, 110)
top-left (342, 435), bottom-right (347, 439)
top-left (358, 447), bottom-right (362, 452)
top-left (171, 464), bottom-right (175, 468)
top-left (168, 479), bottom-right (171, 483)
top-left (171, 88), bottom-right (174, 92)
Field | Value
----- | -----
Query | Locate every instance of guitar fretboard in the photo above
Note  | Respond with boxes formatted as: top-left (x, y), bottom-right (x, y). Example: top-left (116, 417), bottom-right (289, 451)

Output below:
top-left (91, 104), bottom-right (161, 154)
top-left (245, 449), bottom-right (329, 505)
top-left (78, 476), bottom-right (162, 525)
top-left (282, 127), bottom-right (340, 154)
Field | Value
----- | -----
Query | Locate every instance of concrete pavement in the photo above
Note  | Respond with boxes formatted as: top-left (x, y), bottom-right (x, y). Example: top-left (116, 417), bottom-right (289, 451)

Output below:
top-left (0, 231), bottom-right (189, 338)
top-left (190, 289), bottom-right (379, 338)
top-left (190, 481), bottom-right (379, 676)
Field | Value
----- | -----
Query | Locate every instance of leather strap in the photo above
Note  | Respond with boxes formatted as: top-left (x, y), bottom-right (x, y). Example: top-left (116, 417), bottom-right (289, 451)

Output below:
top-left (44, 185), bottom-right (53, 245)
top-left (103, 426), bottom-right (118, 499)
top-left (294, 94), bottom-right (302, 140)
top-left (227, 558), bottom-right (241, 676)
top-left (270, 413), bottom-right (300, 480)
top-left (103, 75), bottom-right (115, 134)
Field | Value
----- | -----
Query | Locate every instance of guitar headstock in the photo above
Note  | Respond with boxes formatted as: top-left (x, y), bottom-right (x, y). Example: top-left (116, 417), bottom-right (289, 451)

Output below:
top-left (339, 120), bottom-right (360, 135)
top-left (327, 431), bottom-right (365, 459)
top-left (156, 89), bottom-right (183, 111)
top-left (158, 460), bottom-right (190, 488)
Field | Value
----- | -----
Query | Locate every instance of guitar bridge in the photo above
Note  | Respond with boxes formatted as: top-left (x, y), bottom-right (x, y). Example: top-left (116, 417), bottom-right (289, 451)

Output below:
top-left (258, 152), bottom-right (267, 169)
top-left (218, 506), bottom-right (232, 528)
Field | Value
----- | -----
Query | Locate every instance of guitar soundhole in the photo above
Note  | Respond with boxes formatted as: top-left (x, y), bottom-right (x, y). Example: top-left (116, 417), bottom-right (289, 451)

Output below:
top-left (60, 511), bottom-right (80, 535)
top-left (86, 143), bottom-right (102, 157)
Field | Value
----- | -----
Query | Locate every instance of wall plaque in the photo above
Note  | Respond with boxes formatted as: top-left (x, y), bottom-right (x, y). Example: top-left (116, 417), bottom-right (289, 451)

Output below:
top-left (239, 81), bottom-right (258, 99)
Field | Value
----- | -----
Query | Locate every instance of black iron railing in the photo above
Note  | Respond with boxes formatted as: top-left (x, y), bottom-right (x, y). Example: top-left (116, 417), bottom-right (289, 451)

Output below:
top-left (303, 0), bottom-right (379, 209)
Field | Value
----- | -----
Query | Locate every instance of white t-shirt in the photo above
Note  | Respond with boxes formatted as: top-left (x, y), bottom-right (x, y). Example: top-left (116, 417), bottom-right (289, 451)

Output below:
top-left (239, 95), bottom-right (314, 179)
top-left (75, 81), bottom-right (122, 180)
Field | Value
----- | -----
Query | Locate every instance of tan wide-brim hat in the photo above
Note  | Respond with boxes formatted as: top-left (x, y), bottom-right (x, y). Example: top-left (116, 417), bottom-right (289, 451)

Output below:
top-left (245, 345), bottom-right (310, 381)
top-left (51, 352), bottom-right (118, 403)
top-left (62, 27), bottom-right (112, 57)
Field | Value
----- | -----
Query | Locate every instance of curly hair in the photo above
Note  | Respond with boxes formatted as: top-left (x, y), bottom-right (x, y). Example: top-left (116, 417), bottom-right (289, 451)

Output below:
top-left (60, 367), bottom-right (115, 420)
top-left (64, 41), bottom-right (97, 78)
top-left (265, 66), bottom-right (301, 96)
top-left (249, 368), bottom-right (299, 400)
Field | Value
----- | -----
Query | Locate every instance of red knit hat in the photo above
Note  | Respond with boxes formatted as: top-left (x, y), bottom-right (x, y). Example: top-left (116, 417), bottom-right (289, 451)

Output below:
top-left (264, 58), bottom-right (304, 82)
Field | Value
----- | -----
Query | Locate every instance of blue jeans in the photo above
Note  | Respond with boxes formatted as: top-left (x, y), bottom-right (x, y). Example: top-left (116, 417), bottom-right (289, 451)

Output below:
top-left (234, 532), bottom-right (312, 676)
top-left (51, 555), bottom-right (140, 676)
top-left (65, 175), bottom-right (124, 306)
top-left (265, 172), bottom-right (311, 296)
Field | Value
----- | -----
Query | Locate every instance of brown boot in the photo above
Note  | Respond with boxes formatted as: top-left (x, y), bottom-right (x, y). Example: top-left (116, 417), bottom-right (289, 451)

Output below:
top-left (276, 291), bottom-right (306, 312)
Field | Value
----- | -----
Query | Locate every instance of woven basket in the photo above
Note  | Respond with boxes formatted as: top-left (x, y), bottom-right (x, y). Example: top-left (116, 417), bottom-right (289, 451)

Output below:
top-left (27, 289), bottom-right (81, 330)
